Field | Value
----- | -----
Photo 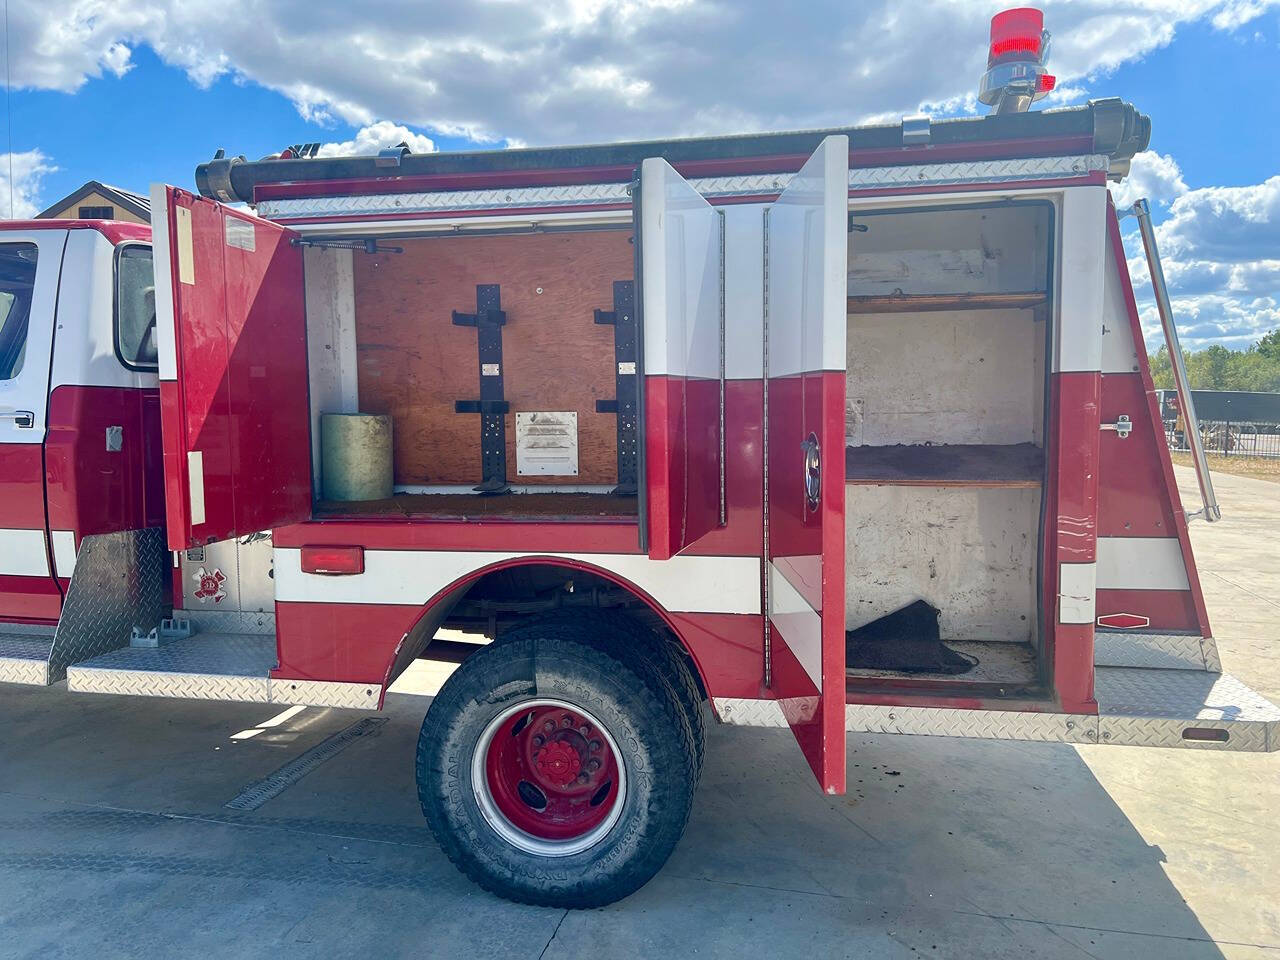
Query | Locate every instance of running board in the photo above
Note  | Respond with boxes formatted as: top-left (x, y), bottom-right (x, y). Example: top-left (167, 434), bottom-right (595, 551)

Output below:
top-left (715, 666), bottom-right (1279, 751)
top-left (1094, 631), bottom-right (1222, 672)
top-left (0, 529), bottom-right (168, 688)
top-left (0, 627), bottom-right (57, 686)
top-left (67, 634), bottom-right (380, 710)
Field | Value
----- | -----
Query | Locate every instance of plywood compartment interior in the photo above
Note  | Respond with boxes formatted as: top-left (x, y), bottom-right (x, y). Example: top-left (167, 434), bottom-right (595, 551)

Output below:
top-left (304, 228), bottom-right (639, 520)
top-left (845, 203), bottom-right (1051, 684)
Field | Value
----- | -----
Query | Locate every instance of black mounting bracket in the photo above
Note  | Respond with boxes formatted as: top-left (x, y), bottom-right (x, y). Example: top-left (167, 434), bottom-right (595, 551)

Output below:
top-left (593, 280), bottom-right (639, 496)
top-left (453, 284), bottom-right (511, 494)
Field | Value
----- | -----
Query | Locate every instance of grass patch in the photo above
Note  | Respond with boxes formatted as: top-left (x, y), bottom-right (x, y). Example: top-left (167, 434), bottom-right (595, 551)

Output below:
top-left (1171, 451), bottom-right (1280, 484)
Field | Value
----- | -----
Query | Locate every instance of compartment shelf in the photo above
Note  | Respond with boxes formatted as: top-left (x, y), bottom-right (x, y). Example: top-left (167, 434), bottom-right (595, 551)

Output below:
top-left (846, 291), bottom-right (1048, 314)
top-left (315, 491), bottom-right (639, 520)
top-left (846, 443), bottom-right (1043, 488)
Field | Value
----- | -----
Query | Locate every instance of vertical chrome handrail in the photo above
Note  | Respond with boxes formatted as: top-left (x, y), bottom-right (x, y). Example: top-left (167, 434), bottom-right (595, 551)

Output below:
top-left (1131, 198), bottom-right (1221, 522)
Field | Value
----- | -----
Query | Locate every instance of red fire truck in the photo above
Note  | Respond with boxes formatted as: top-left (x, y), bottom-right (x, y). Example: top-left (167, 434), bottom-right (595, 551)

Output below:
top-left (1, 8), bottom-right (1275, 908)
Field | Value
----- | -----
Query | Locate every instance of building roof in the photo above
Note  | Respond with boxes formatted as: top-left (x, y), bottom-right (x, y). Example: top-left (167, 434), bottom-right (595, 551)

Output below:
top-left (36, 180), bottom-right (151, 221)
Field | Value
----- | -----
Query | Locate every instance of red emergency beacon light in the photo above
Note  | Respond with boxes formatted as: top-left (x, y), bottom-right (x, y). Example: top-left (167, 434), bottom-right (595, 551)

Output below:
top-left (979, 7), bottom-right (1056, 114)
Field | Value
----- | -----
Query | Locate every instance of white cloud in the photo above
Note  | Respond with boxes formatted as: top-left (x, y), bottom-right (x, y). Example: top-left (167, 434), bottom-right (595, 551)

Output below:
top-left (6, 0), bottom-right (1274, 350)
top-left (0, 150), bottom-right (58, 219)
top-left (1124, 175), bottom-right (1280, 349)
top-left (316, 122), bottom-right (437, 158)
top-left (6, 1), bottom-right (1278, 145)
top-left (1110, 151), bottom-right (1189, 209)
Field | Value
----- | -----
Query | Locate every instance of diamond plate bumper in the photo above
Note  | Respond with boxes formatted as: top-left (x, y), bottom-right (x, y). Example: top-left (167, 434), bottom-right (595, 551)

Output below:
top-left (715, 666), bottom-right (1280, 752)
top-left (67, 634), bottom-right (379, 710)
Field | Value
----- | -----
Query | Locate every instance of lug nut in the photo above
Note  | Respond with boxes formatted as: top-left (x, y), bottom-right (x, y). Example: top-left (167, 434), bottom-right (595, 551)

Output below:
top-left (586, 758), bottom-right (600, 773)
top-left (543, 721), bottom-right (554, 733)
top-left (576, 773), bottom-right (590, 785)
top-left (589, 740), bottom-right (601, 752)
top-left (561, 715), bottom-right (573, 727)
top-left (578, 724), bottom-right (590, 736)
top-left (532, 735), bottom-right (544, 747)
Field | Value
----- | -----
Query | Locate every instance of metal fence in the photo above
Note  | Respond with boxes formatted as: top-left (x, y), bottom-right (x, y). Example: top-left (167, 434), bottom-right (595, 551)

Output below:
top-left (1164, 420), bottom-right (1280, 460)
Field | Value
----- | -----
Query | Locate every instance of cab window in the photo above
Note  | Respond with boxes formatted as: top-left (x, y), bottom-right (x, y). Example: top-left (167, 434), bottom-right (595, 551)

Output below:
top-left (0, 243), bottom-right (37, 381)
top-left (116, 244), bottom-right (157, 370)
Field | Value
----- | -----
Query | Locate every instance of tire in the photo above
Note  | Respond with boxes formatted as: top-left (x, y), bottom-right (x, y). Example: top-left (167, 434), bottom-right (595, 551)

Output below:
top-left (416, 621), bottom-right (696, 907)
top-left (519, 610), bottom-right (707, 782)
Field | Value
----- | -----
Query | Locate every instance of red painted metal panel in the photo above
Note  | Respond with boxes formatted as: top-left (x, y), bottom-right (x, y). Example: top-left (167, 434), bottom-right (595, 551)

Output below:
top-left (159, 189), bottom-right (312, 549)
top-left (684, 378), bottom-right (763, 557)
top-left (767, 371), bottom-right (847, 790)
top-left (1046, 372), bottom-right (1100, 713)
top-left (0, 443), bottom-right (60, 620)
top-left (274, 597), bottom-right (762, 700)
top-left (0, 576), bottom-right (62, 621)
top-left (1099, 201), bottom-right (1211, 635)
top-left (1096, 589), bottom-right (1200, 631)
top-left (666, 612), bottom-right (763, 700)
top-left (644, 374), bottom-right (722, 560)
top-left (0, 220), bottom-right (150, 245)
top-left (1098, 374), bottom-right (1181, 537)
top-left (273, 519), bottom-right (643, 553)
top-left (45, 385), bottom-right (164, 538)
top-left (273, 601), bottom-right (422, 684)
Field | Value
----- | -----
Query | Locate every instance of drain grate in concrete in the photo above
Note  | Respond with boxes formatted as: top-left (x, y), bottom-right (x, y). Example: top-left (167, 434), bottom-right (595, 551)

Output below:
top-left (224, 717), bottom-right (388, 811)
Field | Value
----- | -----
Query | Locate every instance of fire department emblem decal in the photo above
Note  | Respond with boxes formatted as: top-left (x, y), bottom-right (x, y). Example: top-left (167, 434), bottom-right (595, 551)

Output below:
top-left (192, 567), bottom-right (228, 604)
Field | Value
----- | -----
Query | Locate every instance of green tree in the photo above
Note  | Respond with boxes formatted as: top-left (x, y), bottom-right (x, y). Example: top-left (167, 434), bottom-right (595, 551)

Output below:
top-left (1258, 329), bottom-right (1280, 361)
top-left (1146, 332), bottom-right (1280, 393)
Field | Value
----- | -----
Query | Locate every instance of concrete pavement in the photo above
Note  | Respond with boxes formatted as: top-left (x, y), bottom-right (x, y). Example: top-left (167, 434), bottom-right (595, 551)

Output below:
top-left (0, 466), bottom-right (1275, 959)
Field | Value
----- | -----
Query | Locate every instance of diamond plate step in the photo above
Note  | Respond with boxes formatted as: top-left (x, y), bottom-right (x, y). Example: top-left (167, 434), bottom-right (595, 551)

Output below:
top-left (719, 669), bottom-right (1280, 752)
top-left (67, 634), bottom-right (276, 703)
top-left (0, 627), bottom-right (56, 686)
top-left (1095, 667), bottom-right (1280, 751)
top-left (1094, 631), bottom-right (1221, 672)
top-left (66, 633), bottom-right (380, 710)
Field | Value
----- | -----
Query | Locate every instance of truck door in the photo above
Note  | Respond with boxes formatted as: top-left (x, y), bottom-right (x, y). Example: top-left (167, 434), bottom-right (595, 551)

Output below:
top-left (638, 158), bottom-right (725, 560)
top-left (0, 230), bottom-right (66, 621)
top-left (151, 186), bottom-right (311, 550)
top-left (763, 136), bottom-right (849, 794)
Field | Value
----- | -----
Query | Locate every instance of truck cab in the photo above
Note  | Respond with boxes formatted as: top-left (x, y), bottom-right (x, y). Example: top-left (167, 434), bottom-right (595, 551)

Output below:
top-left (0, 220), bottom-right (164, 683)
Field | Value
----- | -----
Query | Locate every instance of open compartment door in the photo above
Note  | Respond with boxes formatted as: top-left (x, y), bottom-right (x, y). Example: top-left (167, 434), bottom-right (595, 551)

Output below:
top-left (151, 185), bottom-right (312, 551)
top-left (638, 158), bottom-right (725, 560)
top-left (764, 136), bottom-right (849, 793)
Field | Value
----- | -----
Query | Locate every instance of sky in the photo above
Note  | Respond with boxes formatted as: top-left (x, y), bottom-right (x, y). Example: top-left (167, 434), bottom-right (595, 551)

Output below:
top-left (0, 0), bottom-right (1276, 350)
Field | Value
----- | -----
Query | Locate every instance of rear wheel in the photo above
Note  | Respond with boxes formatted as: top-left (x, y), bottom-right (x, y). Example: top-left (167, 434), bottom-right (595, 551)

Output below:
top-left (518, 609), bottom-right (707, 781)
top-left (416, 621), bottom-right (695, 907)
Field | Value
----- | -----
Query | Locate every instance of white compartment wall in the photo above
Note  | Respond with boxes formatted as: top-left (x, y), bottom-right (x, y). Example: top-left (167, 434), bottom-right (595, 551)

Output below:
top-left (846, 309), bottom-right (1046, 446)
top-left (845, 485), bottom-right (1041, 644)
top-left (303, 246), bottom-right (360, 489)
top-left (848, 204), bottom-right (1050, 297)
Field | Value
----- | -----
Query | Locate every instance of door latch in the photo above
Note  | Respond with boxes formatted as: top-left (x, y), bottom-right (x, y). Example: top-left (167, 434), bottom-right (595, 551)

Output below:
top-left (0, 409), bottom-right (35, 429)
top-left (1100, 414), bottom-right (1132, 439)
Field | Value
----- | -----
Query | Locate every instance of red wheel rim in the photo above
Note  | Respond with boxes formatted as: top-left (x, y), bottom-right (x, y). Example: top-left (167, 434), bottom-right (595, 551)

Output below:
top-left (474, 700), bottom-right (625, 855)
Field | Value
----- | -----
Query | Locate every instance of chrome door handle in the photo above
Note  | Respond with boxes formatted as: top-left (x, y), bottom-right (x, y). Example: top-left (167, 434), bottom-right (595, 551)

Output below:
top-left (801, 433), bottom-right (821, 511)
top-left (0, 410), bottom-right (35, 428)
